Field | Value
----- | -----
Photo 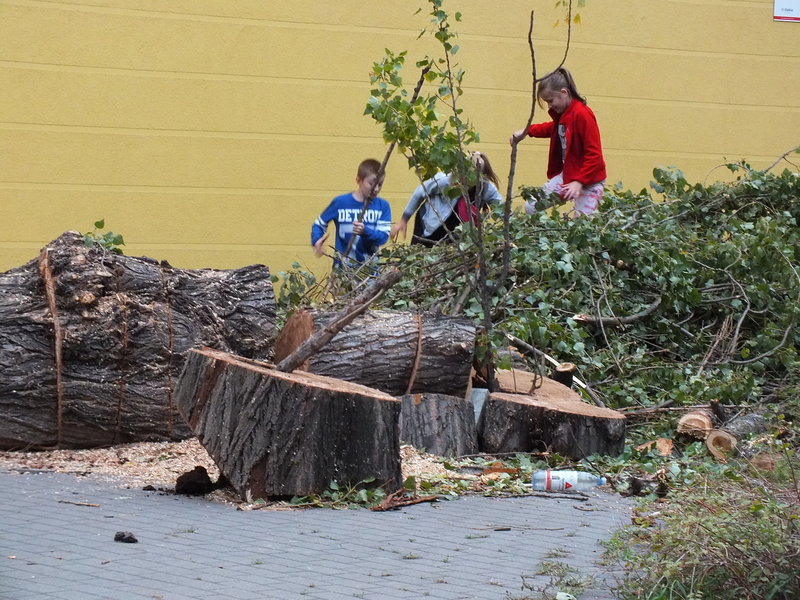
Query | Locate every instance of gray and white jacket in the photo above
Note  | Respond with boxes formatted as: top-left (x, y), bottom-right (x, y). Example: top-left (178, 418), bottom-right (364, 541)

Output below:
top-left (401, 172), bottom-right (503, 238)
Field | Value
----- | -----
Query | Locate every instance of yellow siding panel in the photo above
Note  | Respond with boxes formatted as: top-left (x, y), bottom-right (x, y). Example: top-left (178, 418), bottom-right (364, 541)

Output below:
top-left (1, 0), bottom-right (798, 274)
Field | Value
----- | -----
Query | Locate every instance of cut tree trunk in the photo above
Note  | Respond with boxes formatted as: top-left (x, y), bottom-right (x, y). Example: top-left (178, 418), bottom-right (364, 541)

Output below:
top-left (0, 232), bottom-right (277, 450)
top-left (706, 412), bottom-right (769, 460)
top-left (174, 347), bottom-right (402, 500)
top-left (274, 309), bottom-right (475, 397)
top-left (478, 381), bottom-right (626, 458)
top-left (399, 393), bottom-right (478, 457)
top-left (552, 362), bottom-right (577, 389)
top-left (677, 408), bottom-right (715, 440)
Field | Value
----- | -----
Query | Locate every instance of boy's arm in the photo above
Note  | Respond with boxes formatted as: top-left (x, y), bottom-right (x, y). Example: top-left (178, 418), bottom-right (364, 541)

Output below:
top-left (358, 201), bottom-right (392, 249)
top-left (311, 200), bottom-right (337, 255)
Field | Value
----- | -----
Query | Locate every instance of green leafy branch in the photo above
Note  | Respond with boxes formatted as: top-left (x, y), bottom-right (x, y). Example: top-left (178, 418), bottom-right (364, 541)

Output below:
top-left (83, 219), bottom-right (125, 255)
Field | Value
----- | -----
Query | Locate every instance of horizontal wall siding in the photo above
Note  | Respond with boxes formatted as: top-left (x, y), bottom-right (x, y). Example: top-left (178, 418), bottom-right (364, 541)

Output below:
top-left (1, 0), bottom-right (798, 274)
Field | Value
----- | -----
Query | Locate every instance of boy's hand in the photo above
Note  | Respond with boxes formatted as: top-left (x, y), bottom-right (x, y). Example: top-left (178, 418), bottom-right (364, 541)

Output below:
top-left (312, 233), bottom-right (328, 257)
top-left (560, 180), bottom-right (583, 201)
top-left (390, 219), bottom-right (408, 241)
top-left (352, 221), bottom-right (364, 235)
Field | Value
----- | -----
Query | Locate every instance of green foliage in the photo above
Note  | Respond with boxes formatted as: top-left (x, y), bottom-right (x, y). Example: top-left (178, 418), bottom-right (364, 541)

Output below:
top-left (554, 0), bottom-right (587, 26)
top-left (603, 447), bottom-right (800, 600)
top-left (288, 478), bottom-right (387, 510)
top-left (371, 164), bottom-right (800, 411)
top-left (275, 163), bottom-right (800, 413)
top-left (83, 219), bottom-right (125, 254)
top-left (272, 261), bottom-right (320, 327)
top-left (364, 0), bottom-right (480, 184)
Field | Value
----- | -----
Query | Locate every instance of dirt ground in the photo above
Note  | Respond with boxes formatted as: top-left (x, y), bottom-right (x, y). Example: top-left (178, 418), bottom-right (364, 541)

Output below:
top-left (0, 439), bottom-right (452, 509)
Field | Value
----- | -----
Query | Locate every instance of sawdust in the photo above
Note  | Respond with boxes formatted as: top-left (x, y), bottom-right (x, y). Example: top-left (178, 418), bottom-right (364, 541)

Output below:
top-left (0, 439), bottom-right (451, 509)
top-left (0, 439), bottom-right (220, 489)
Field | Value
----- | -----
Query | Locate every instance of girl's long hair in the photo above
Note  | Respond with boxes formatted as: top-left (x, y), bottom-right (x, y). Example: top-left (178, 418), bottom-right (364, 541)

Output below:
top-left (470, 151), bottom-right (499, 187)
top-left (537, 67), bottom-right (587, 106)
top-left (467, 151), bottom-right (500, 204)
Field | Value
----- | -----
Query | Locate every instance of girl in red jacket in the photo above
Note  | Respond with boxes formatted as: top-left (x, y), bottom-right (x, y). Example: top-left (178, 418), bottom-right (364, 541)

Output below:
top-left (510, 67), bottom-right (606, 216)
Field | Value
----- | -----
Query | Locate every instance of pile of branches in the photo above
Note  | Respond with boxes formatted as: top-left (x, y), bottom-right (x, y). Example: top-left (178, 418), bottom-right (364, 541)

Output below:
top-left (280, 161), bottom-right (800, 414)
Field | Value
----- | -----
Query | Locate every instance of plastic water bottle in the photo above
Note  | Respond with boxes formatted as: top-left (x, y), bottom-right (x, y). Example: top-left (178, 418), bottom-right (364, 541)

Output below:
top-left (531, 470), bottom-right (606, 492)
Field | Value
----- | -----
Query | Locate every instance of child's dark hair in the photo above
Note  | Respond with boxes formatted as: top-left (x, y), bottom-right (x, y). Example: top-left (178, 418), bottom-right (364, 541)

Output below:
top-left (537, 67), bottom-right (586, 107)
top-left (357, 158), bottom-right (382, 180)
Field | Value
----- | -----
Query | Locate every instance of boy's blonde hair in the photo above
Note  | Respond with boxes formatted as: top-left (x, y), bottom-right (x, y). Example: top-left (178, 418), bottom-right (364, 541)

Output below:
top-left (357, 158), bottom-right (382, 181)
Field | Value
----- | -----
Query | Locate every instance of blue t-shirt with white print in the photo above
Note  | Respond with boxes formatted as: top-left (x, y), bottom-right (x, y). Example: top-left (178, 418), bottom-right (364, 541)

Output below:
top-left (311, 193), bottom-right (392, 266)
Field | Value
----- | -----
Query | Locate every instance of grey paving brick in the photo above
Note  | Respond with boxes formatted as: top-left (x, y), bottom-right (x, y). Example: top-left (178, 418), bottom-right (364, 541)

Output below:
top-left (1, 469), bottom-right (631, 600)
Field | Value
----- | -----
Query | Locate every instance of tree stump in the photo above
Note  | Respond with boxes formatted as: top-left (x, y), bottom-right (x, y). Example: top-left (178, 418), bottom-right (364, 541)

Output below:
top-left (478, 384), bottom-right (626, 459)
top-left (551, 362), bottom-right (577, 388)
top-left (274, 309), bottom-right (475, 397)
top-left (399, 393), bottom-right (478, 457)
top-left (0, 232), bottom-right (277, 450)
top-left (174, 347), bottom-right (402, 500)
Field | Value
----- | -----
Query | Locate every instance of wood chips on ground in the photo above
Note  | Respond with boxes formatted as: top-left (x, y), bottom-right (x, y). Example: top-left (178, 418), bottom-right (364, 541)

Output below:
top-left (0, 439), bottom-right (452, 509)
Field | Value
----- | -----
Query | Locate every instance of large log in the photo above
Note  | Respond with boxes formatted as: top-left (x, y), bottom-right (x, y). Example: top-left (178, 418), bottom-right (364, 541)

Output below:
top-left (174, 347), bottom-right (402, 500)
top-left (275, 269), bottom-right (402, 373)
top-left (706, 412), bottom-right (769, 460)
top-left (478, 377), bottom-right (626, 458)
top-left (0, 232), bottom-right (277, 450)
top-left (677, 408), bottom-right (715, 439)
top-left (399, 393), bottom-right (478, 457)
top-left (274, 309), bottom-right (475, 397)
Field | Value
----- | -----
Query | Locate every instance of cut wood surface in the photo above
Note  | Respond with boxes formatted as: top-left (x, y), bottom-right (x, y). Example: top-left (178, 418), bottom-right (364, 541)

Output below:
top-left (479, 391), bottom-right (626, 458)
top-left (399, 393), bottom-right (478, 457)
top-left (677, 408), bottom-right (715, 440)
top-left (492, 368), bottom-right (584, 400)
top-left (0, 232), bottom-right (277, 450)
top-left (274, 309), bottom-right (476, 397)
top-left (705, 429), bottom-right (738, 460)
top-left (552, 362), bottom-right (577, 389)
top-left (706, 412), bottom-right (769, 460)
top-left (174, 347), bottom-right (402, 500)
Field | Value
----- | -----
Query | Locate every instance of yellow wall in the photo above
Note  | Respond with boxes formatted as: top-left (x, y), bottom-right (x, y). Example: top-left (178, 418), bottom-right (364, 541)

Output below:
top-left (1, 0), bottom-right (798, 275)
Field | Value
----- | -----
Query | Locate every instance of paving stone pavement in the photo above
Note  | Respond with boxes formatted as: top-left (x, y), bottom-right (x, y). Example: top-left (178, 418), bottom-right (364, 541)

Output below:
top-left (0, 469), bottom-right (632, 600)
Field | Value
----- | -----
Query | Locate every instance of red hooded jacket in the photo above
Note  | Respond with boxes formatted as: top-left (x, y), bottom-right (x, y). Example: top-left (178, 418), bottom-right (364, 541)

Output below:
top-left (527, 100), bottom-right (606, 186)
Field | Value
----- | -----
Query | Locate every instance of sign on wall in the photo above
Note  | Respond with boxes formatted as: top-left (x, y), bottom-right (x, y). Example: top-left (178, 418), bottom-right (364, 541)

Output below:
top-left (774, 0), bottom-right (800, 21)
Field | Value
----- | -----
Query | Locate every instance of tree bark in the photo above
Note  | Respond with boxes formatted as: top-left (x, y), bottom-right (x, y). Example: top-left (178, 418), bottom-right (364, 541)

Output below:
top-left (478, 390), bottom-right (626, 459)
top-left (275, 268), bottom-right (402, 373)
top-left (174, 347), bottom-right (402, 500)
top-left (274, 309), bottom-right (475, 397)
top-left (0, 231), bottom-right (277, 450)
top-left (399, 393), bottom-right (478, 457)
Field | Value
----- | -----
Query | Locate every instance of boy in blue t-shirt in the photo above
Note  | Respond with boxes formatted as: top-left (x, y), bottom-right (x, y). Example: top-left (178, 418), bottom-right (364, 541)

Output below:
top-left (311, 159), bottom-right (392, 268)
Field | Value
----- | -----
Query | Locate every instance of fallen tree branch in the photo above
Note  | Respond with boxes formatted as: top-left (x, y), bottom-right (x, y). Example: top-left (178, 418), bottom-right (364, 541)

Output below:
top-left (370, 489), bottom-right (439, 511)
top-left (573, 297), bottom-right (662, 327)
top-left (343, 65), bottom-right (431, 259)
top-left (764, 144), bottom-right (800, 172)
